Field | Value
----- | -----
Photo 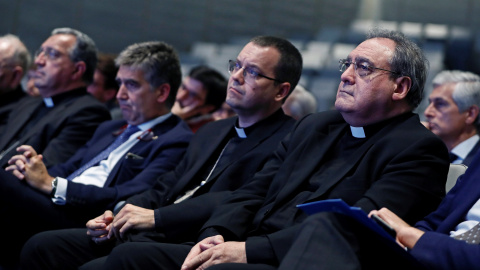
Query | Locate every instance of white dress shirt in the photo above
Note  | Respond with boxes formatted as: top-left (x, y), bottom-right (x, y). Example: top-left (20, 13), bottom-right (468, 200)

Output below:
top-left (52, 113), bottom-right (171, 205)
top-left (450, 135), bottom-right (479, 164)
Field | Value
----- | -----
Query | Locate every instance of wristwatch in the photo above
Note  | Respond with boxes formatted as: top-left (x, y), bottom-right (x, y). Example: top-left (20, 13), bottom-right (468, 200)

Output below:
top-left (50, 177), bottom-right (58, 197)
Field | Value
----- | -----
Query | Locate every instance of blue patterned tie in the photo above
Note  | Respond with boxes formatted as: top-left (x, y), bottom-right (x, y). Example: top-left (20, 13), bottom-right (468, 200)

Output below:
top-left (66, 125), bottom-right (140, 180)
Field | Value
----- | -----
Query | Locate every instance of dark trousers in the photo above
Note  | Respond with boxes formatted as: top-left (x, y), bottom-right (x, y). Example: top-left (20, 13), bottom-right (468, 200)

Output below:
top-left (278, 212), bottom-right (428, 270)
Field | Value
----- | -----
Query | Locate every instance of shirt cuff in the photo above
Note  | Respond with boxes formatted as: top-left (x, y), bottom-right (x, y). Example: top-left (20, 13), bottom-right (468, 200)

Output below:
top-left (51, 177), bottom-right (68, 205)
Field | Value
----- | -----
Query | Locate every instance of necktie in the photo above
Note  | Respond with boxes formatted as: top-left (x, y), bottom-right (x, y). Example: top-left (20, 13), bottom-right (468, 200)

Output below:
top-left (174, 136), bottom-right (244, 204)
top-left (453, 222), bottom-right (480, 244)
top-left (449, 153), bottom-right (459, 163)
top-left (66, 125), bottom-right (140, 180)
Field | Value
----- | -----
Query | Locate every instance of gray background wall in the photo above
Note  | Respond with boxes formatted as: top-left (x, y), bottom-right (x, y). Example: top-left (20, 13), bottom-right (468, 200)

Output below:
top-left (2, 0), bottom-right (480, 116)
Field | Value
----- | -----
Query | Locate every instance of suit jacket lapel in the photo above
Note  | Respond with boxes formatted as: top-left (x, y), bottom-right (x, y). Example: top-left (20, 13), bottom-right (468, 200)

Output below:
top-left (104, 116), bottom-right (179, 186)
top-left (168, 117), bottom-right (235, 196)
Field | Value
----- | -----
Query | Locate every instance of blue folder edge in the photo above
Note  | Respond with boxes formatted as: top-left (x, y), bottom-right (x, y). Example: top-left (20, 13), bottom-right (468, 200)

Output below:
top-left (297, 199), bottom-right (396, 241)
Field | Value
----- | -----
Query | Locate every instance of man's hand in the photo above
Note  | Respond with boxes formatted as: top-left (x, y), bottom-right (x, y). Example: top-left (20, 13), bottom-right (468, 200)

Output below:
top-left (6, 145), bottom-right (54, 194)
top-left (107, 204), bottom-right (155, 240)
top-left (86, 210), bottom-right (115, 245)
top-left (369, 208), bottom-right (425, 249)
top-left (6, 145), bottom-right (39, 179)
top-left (181, 235), bottom-right (247, 270)
top-left (172, 100), bottom-right (212, 120)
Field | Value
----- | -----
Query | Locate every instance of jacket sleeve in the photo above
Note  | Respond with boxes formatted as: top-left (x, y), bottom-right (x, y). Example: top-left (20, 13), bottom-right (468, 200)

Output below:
top-left (64, 128), bottom-right (191, 212)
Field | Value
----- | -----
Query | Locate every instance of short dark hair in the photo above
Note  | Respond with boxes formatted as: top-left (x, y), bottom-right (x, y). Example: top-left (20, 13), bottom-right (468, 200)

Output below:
top-left (366, 28), bottom-right (429, 109)
top-left (189, 65), bottom-right (227, 111)
top-left (115, 41), bottom-right (182, 108)
top-left (52, 27), bottom-right (98, 84)
top-left (96, 53), bottom-right (119, 91)
top-left (249, 36), bottom-right (303, 101)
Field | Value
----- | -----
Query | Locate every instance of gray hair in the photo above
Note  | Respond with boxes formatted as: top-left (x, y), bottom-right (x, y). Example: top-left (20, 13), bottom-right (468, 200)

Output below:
top-left (284, 85), bottom-right (317, 120)
top-left (366, 28), bottom-right (429, 109)
top-left (433, 70), bottom-right (480, 126)
top-left (115, 41), bottom-right (182, 108)
top-left (51, 27), bottom-right (97, 84)
top-left (432, 70), bottom-right (480, 87)
top-left (0, 34), bottom-right (31, 75)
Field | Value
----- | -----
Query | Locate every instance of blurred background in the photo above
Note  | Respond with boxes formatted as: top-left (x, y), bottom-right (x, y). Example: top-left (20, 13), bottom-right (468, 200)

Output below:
top-left (2, 0), bottom-right (480, 117)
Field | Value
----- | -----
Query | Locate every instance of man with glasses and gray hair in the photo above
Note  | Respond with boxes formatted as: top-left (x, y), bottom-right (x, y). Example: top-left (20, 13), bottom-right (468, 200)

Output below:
top-left (0, 27), bottom-right (110, 168)
top-left (0, 34), bottom-right (31, 135)
top-left (424, 70), bottom-right (480, 166)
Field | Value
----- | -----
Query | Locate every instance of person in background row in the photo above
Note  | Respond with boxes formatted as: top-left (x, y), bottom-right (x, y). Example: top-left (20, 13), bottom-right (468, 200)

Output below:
top-left (1, 40), bottom-right (192, 269)
top-left (423, 70), bottom-right (480, 166)
top-left (24, 63), bottom-right (40, 97)
top-left (282, 84), bottom-right (317, 120)
top-left (0, 34), bottom-right (31, 135)
top-left (88, 53), bottom-right (122, 120)
top-left (212, 101), bottom-right (236, 121)
top-left (172, 65), bottom-right (227, 132)
top-left (0, 27), bottom-right (111, 168)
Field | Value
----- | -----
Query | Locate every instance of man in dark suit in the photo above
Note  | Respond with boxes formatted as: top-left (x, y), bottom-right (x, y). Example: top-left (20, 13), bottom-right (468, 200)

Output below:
top-left (278, 150), bottom-right (480, 270)
top-left (0, 41), bottom-right (192, 268)
top-left (423, 70), bottom-right (480, 166)
top-left (20, 35), bottom-right (299, 270)
top-left (0, 34), bottom-right (31, 135)
top-left (0, 27), bottom-right (111, 168)
top-left (80, 29), bottom-right (448, 270)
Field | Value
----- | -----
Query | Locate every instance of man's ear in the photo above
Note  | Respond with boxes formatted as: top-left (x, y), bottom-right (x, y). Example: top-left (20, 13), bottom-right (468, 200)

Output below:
top-left (275, 82), bottom-right (291, 102)
top-left (392, 76), bottom-right (412, 101)
top-left (465, 105), bottom-right (480, 125)
top-left (156, 83), bottom-right (171, 103)
top-left (72, 61), bottom-right (86, 80)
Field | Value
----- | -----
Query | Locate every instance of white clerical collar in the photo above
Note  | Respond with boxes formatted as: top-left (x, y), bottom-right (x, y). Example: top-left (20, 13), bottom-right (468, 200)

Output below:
top-left (235, 126), bottom-right (247, 138)
top-left (350, 126), bottom-right (366, 138)
top-left (43, 97), bottom-right (54, 107)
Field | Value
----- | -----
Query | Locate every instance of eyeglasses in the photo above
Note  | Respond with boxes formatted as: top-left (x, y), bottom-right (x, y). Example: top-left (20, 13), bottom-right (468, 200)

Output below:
top-left (339, 59), bottom-right (401, 77)
top-left (35, 47), bottom-right (64, 60)
top-left (228, 60), bottom-right (282, 83)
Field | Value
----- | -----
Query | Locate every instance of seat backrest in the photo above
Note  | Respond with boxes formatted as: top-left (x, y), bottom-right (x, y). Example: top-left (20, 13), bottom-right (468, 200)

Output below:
top-left (446, 163), bottom-right (468, 193)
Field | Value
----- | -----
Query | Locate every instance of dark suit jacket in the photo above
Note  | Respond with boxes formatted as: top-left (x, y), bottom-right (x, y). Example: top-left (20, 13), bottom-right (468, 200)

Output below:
top-left (462, 139), bottom-right (480, 166)
top-left (47, 114), bottom-right (192, 216)
top-left (0, 86), bottom-right (27, 136)
top-left (0, 88), bottom-right (111, 168)
top-left (200, 110), bottom-right (450, 266)
top-left (411, 151), bottom-right (480, 270)
top-left (124, 109), bottom-right (295, 243)
top-left (0, 114), bottom-right (192, 264)
top-left (0, 114), bottom-right (192, 225)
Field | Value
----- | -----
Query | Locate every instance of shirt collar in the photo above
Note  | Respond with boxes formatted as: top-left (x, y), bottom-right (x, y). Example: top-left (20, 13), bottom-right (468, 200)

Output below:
top-left (350, 126), bottom-right (366, 138)
top-left (348, 112), bottom-right (414, 139)
top-left (451, 134), bottom-right (480, 160)
top-left (42, 87), bottom-right (87, 107)
top-left (136, 112), bottom-right (172, 131)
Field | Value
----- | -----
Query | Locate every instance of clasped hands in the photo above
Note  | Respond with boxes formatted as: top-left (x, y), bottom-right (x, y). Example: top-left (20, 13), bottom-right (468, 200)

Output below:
top-left (86, 205), bottom-right (247, 269)
top-left (86, 204), bottom-right (155, 244)
top-left (5, 145), bottom-right (53, 194)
